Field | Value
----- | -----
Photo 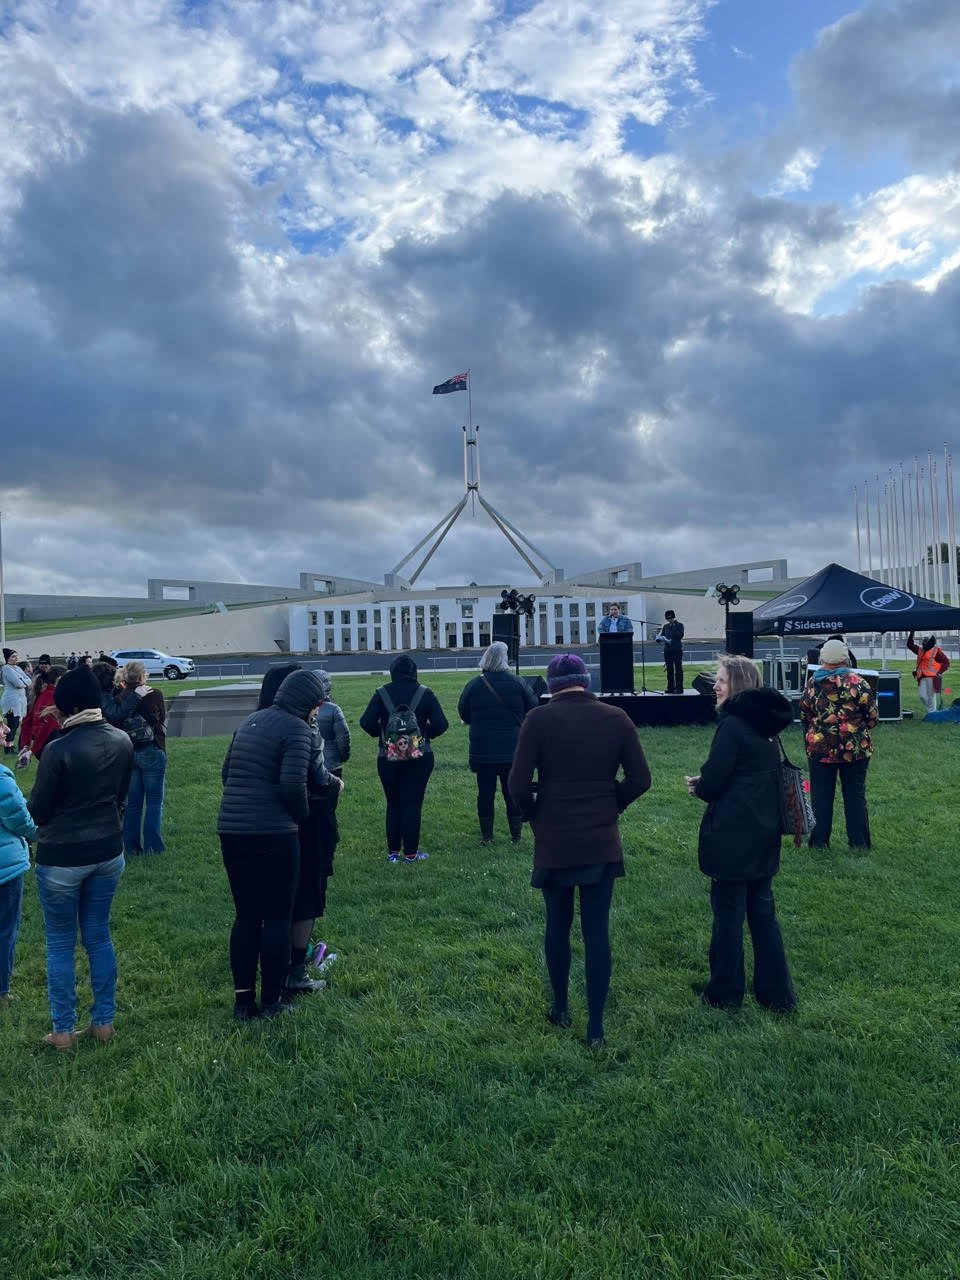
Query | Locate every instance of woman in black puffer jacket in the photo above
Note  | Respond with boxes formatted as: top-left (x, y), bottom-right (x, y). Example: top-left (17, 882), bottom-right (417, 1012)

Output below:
top-left (685, 655), bottom-right (796, 1013)
top-left (359, 654), bottom-right (448, 863)
top-left (458, 642), bottom-right (535, 845)
top-left (218, 668), bottom-right (328, 1020)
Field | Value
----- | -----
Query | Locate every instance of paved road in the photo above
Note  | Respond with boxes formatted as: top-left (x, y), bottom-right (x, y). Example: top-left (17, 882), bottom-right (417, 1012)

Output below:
top-left (193, 639), bottom-right (827, 680)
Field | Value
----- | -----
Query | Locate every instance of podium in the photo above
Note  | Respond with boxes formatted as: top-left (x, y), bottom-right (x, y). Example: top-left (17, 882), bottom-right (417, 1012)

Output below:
top-left (599, 632), bottom-right (634, 694)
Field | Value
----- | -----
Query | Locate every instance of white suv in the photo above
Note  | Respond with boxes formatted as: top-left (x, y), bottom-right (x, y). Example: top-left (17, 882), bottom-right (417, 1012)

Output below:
top-left (110, 648), bottom-right (196, 681)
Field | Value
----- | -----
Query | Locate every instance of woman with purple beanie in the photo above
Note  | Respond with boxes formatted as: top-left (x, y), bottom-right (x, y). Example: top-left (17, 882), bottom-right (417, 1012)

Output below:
top-left (509, 654), bottom-right (651, 1048)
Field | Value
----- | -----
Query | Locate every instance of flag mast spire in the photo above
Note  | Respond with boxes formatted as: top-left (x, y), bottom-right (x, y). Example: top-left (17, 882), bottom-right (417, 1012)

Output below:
top-left (386, 370), bottom-right (561, 588)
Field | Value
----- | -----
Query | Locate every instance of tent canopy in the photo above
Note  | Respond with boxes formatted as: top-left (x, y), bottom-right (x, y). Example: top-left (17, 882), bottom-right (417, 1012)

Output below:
top-left (751, 563), bottom-right (960, 637)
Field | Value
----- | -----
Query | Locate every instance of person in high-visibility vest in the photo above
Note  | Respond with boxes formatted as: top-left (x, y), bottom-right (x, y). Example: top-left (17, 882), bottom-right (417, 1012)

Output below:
top-left (906, 631), bottom-right (951, 713)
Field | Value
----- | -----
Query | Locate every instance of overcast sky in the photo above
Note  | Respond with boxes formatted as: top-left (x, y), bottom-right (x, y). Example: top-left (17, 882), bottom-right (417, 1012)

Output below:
top-left (2, 0), bottom-right (959, 596)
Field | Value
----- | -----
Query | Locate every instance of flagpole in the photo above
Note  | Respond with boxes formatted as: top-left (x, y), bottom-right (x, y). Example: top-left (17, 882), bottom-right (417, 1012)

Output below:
top-left (946, 444), bottom-right (957, 608)
top-left (854, 487), bottom-right (862, 572)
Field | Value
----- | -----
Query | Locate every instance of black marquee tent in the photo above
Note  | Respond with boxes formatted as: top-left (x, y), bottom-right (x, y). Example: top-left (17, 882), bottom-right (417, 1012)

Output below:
top-left (751, 563), bottom-right (960, 637)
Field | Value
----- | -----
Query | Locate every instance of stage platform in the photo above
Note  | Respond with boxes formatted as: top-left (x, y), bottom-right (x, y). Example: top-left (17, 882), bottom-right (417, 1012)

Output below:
top-left (541, 691), bottom-right (717, 728)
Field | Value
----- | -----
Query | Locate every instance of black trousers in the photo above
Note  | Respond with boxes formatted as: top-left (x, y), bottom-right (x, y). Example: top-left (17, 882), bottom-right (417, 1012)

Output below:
top-left (704, 876), bottom-right (796, 1010)
top-left (542, 877), bottom-right (615, 1039)
top-left (665, 651), bottom-right (684, 693)
top-left (220, 833), bottom-right (299, 1004)
top-left (377, 754), bottom-right (434, 856)
top-left (3, 711), bottom-right (20, 754)
top-left (808, 757), bottom-right (870, 848)
top-left (475, 763), bottom-right (520, 822)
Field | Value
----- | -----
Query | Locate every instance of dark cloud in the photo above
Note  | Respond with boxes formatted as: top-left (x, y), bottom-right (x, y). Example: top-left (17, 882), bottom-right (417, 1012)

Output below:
top-left (2, 73), bottom-right (959, 594)
top-left (789, 0), bottom-right (960, 164)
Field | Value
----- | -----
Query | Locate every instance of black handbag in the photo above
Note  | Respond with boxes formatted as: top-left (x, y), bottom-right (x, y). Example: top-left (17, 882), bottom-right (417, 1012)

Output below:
top-left (777, 737), bottom-right (814, 846)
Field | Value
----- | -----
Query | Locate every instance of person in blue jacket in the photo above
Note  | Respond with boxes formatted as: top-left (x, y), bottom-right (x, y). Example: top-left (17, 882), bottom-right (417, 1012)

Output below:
top-left (598, 603), bottom-right (634, 634)
top-left (0, 718), bottom-right (38, 1003)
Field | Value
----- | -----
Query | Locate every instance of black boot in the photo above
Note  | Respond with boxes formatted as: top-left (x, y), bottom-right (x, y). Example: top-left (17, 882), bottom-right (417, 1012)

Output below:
top-left (508, 815), bottom-right (523, 845)
top-left (479, 815), bottom-right (494, 845)
top-left (283, 964), bottom-right (327, 996)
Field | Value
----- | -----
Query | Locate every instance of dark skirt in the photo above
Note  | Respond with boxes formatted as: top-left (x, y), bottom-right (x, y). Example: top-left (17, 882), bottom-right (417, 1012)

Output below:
top-left (293, 796), bottom-right (339, 920)
top-left (531, 860), bottom-right (625, 889)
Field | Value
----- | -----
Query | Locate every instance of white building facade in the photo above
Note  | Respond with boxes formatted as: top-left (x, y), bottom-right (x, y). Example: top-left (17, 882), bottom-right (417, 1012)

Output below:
top-left (289, 589), bottom-right (646, 654)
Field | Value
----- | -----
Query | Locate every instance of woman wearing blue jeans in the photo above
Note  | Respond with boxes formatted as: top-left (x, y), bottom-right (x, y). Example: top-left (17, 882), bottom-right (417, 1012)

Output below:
top-left (29, 665), bottom-right (133, 1050)
top-left (114, 661), bottom-right (167, 855)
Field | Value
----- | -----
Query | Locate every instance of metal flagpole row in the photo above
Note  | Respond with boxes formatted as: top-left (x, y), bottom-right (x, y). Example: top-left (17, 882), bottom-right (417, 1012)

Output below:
top-left (946, 445), bottom-right (958, 609)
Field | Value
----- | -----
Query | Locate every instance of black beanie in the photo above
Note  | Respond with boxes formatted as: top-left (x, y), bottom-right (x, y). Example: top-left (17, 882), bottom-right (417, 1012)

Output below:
top-left (2, 649), bottom-right (13, 662)
top-left (54, 665), bottom-right (102, 715)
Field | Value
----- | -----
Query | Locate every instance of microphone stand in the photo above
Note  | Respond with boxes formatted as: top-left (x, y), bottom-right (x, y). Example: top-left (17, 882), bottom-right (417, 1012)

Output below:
top-left (639, 622), bottom-right (649, 693)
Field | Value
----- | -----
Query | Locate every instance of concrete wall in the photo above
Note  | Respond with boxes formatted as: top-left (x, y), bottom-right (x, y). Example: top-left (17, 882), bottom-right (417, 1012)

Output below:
top-left (11, 588), bottom-right (757, 660)
top-left (566, 562), bottom-right (644, 588)
top-left (637, 560), bottom-right (790, 591)
top-left (13, 601), bottom-right (292, 659)
top-left (147, 572), bottom-right (376, 605)
top-left (5, 594), bottom-right (174, 623)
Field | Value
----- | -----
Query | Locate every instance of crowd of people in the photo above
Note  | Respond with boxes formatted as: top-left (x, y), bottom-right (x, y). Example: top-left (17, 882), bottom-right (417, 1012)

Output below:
top-left (0, 619), bottom-right (924, 1051)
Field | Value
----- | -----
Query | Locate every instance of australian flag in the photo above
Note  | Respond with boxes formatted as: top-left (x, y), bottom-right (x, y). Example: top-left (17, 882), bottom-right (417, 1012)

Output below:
top-left (432, 371), bottom-right (468, 394)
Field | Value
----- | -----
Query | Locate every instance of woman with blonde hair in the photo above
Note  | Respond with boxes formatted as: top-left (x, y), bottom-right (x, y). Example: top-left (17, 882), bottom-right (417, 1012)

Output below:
top-left (115, 661), bottom-right (168, 856)
top-left (685, 655), bottom-right (796, 1012)
top-left (458, 641), bottom-right (535, 844)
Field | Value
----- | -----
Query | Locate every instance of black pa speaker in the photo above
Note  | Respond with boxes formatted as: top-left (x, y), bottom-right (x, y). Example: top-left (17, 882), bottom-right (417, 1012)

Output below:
top-left (492, 612), bottom-right (520, 667)
top-left (692, 672), bottom-right (717, 702)
top-left (725, 611), bottom-right (754, 658)
top-left (598, 631), bottom-right (635, 694)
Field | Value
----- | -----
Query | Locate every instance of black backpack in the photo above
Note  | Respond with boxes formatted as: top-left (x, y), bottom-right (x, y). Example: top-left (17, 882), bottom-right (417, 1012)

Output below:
top-left (122, 695), bottom-right (157, 748)
top-left (378, 686), bottom-right (425, 762)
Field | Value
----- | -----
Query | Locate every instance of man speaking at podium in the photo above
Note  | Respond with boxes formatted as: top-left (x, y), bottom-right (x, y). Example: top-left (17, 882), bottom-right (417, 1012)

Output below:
top-left (599, 603), bottom-right (634, 634)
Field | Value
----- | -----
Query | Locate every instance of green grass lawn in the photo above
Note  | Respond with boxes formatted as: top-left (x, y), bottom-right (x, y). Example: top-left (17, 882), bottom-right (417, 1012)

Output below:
top-left (2, 671), bottom-right (958, 1279)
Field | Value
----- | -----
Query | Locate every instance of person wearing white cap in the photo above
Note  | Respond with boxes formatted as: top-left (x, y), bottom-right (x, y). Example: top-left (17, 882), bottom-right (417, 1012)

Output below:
top-left (799, 639), bottom-right (878, 850)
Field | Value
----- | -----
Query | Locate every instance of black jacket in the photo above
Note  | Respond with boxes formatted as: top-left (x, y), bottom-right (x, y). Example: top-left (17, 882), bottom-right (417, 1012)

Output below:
top-left (694, 687), bottom-right (792, 881)
top-left (359, 656), bottom-right (448, 756)
top-left (661, 620), bottom-right (684, 652)
top-left (30, 719), bottom-right (134, 866)
top-left (217, 670), bottom-right (325, 835)
top-left (458, 671), bottom-right (536, 768)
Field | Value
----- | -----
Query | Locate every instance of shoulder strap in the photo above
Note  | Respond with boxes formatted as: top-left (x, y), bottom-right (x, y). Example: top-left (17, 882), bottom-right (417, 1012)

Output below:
top-left (482, 675), bottom-right (523, 725)
top-left (777, 736), bottom-right (798, 768)
top-left (408, 686), bottom-right (425, 713)
top-left (378, 686), bottom-right (396, 715)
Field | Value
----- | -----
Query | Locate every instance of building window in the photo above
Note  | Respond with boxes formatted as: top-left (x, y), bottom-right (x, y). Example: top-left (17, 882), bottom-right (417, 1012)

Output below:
top-left (324, 629), bottom-right (335, 651)
top-left (340, 610), bottom-right (350, 625)
top-left (461, 604), bottom-right (473, 618)
top-left (586, 603), bottom-right (595, 618)
top-left (374, 609), bottom-right (381, 623)
top-left (554, 603), bottom-right (563, 619)
top-left (358, 627), bottom-right (368, 650)
top-left (324, 611), bottom-right (334, 626)
top-left (308, 611), bottom-right (318, 626)
top-left (357, 610), bottom-right (367, 624)
top-left (569, 604), bottom-right (579, 618)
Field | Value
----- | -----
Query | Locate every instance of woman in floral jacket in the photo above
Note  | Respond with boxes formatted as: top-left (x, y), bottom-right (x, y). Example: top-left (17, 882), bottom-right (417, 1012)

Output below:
top-left (799, 638), bottom-right (878, 850)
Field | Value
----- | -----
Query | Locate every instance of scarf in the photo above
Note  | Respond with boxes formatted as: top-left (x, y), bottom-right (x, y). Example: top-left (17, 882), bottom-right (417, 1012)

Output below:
top-left (813, 666), bottom-right (854, 683)
top-left (60, 708), bottom-right (104, 730)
